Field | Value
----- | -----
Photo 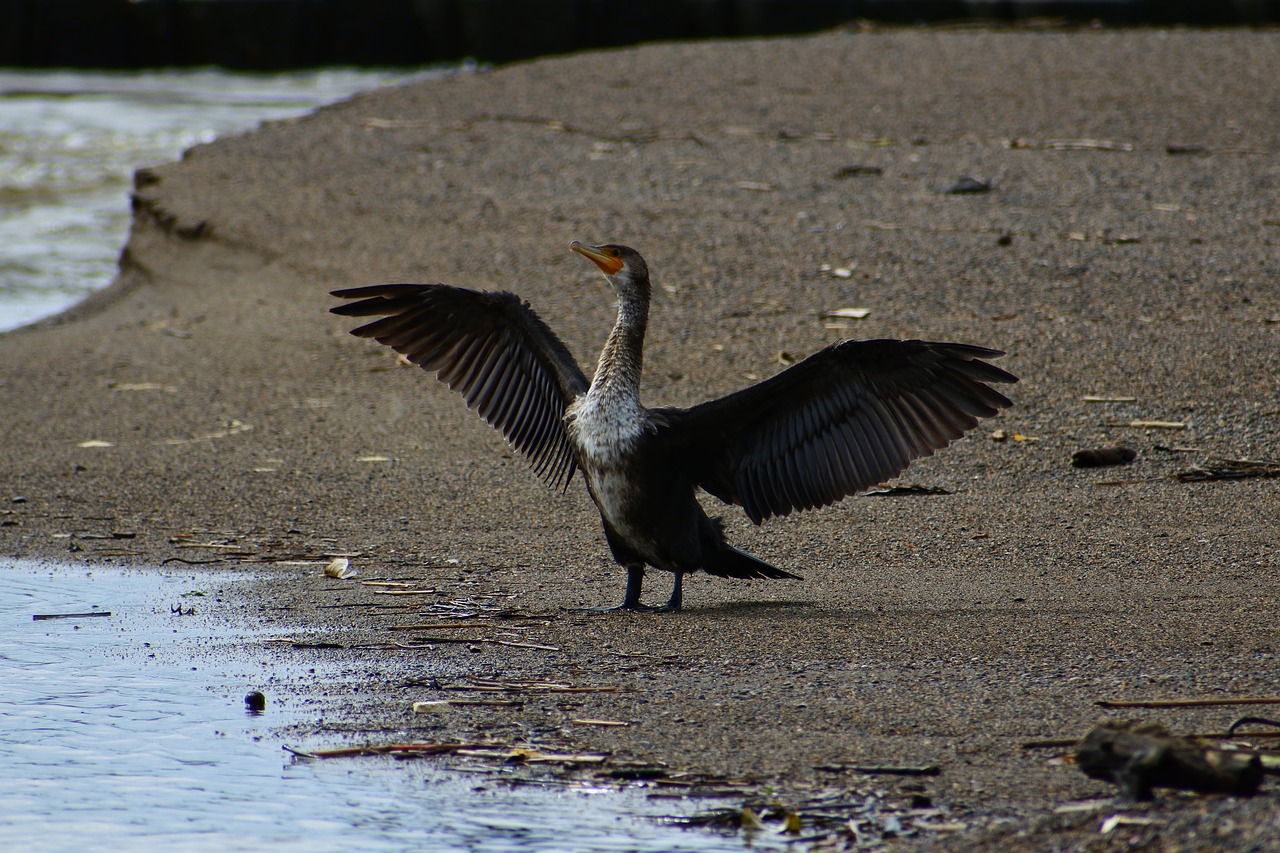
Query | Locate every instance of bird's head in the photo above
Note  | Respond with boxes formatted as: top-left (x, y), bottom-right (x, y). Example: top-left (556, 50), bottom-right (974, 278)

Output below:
top-left (570, 241), bottom-right (649, 301)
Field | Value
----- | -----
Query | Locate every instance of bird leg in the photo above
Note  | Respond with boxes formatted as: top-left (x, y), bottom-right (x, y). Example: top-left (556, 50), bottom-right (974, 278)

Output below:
top-left (619, 563), bottom-right (646, 610)
top-left (574, 566), bottom-right (683, 612)
top-left (573, 564), bottom-right (653, 612)
top-left (656, 571), bottom-right (684, 612)
top-left (621, 567), bottom-right (684, 612)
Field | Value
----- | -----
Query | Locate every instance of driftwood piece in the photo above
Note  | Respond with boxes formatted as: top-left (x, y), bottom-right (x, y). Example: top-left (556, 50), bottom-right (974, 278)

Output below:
top-left (1076, 720), bottom-right (1263, 800)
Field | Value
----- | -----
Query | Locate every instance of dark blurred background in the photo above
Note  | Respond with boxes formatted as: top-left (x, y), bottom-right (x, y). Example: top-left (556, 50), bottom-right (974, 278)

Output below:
top-left (3, 0), bottom-right (1278, 70)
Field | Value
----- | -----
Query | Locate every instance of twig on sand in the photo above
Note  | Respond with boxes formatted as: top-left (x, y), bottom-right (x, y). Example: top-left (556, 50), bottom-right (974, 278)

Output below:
top-left (284, 742), bottom-right (473, 759)
top-left (1228, 716), bottom-right (1280, 738)
top-left (1008, 137), bottom-right (1135, 151)
top-left (283, 741), bottom-right (607, 765)
top-left (1174, 458), bottom-right (1280, 482)
top-left (440, 678), bottom-right (618, 694)
top-left (395, 637), bottom-right (561, 652)
top-left (387, 623), bottom-right (517, 631)
top-left (1106, 419), bottom-right (1185, 430)
top-left (1097, 696), bottom-right (1280, 709)
top-left (815, 763), bottom-right (940, 776)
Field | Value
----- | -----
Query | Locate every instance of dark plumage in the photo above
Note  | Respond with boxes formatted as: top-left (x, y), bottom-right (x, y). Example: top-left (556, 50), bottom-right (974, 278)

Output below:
top-left (331, 242), bottom-right (1017, 611)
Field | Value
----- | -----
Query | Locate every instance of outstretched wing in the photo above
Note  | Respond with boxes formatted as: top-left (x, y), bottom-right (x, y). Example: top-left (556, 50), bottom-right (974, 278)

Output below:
top-left (660, 340), bottom-right (1017, 523)
top-left (331, 284), bottom-right (590, 490)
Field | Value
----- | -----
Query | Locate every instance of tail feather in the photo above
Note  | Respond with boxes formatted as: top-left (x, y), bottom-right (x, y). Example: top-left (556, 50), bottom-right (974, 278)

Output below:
top-left (704, 546), bottom-right (801, 581)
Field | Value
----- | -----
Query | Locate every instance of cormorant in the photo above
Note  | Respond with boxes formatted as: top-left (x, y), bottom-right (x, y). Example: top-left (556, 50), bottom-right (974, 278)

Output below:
top-left (331, 242), bottom-right (1017, 611)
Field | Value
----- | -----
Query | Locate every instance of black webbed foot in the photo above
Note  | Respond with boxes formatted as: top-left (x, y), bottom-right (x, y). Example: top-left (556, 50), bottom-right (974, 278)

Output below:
top-left (570, 567), bottom-right (683, 612)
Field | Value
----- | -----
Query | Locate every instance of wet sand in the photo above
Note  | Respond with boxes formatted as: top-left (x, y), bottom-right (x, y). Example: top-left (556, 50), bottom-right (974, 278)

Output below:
top-left (3, 27), bottom-right (1279, 848)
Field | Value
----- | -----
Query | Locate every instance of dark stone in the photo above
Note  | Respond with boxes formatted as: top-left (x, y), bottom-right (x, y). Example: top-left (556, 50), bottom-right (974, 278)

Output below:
top-left (1071, 446), bottom-right (1137, 468)
top-left (942, 176), bottom-right (992, 194)
top-left (834, 164), bottom-right (884, 178)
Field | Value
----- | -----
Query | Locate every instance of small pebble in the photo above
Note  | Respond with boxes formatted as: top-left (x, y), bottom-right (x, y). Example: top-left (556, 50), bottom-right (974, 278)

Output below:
top-left (943, 176), bottom-right (991, 194)
top-left (833, 164), bottom-right (883, 178)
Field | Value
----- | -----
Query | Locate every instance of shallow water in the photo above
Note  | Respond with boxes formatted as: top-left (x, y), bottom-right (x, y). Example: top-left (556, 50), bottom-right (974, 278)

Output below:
top-left (0, 561), bottom-right (758, 851)
top-left (0, 69), bottom-right (427, 332)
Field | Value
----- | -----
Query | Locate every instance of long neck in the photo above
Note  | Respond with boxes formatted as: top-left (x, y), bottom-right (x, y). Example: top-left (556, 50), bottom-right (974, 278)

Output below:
top-left (590, 288), bottom-right (648, 399)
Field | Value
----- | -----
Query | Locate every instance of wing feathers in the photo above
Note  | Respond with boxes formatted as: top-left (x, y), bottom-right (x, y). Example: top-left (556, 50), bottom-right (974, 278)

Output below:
top-left (468, 347), bottom-right (514, 413)
top-left (331, 285), bottom-right (589, 489)
top-left (664, 338), bottom-right (1017, 523)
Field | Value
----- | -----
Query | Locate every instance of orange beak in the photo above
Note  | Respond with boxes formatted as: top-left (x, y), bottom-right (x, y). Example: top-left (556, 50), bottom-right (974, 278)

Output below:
top-left (570, 241), bottom-right (624, 275)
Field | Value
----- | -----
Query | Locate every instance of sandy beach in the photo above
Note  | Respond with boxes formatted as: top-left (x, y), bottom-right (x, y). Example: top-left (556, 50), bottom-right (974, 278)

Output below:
top-left (3, 27), bottom-right (1279, 848)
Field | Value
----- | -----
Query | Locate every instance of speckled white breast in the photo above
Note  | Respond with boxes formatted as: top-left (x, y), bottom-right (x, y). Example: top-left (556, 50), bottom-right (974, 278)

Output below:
top-left (566, 390), bottom-right (651, 546)
top-left (567, 391), bottom-right (646, 465)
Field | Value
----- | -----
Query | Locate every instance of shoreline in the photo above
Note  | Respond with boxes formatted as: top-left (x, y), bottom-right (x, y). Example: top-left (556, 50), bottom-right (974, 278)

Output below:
top-left (4, 29), bottom-right (1279, 849)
